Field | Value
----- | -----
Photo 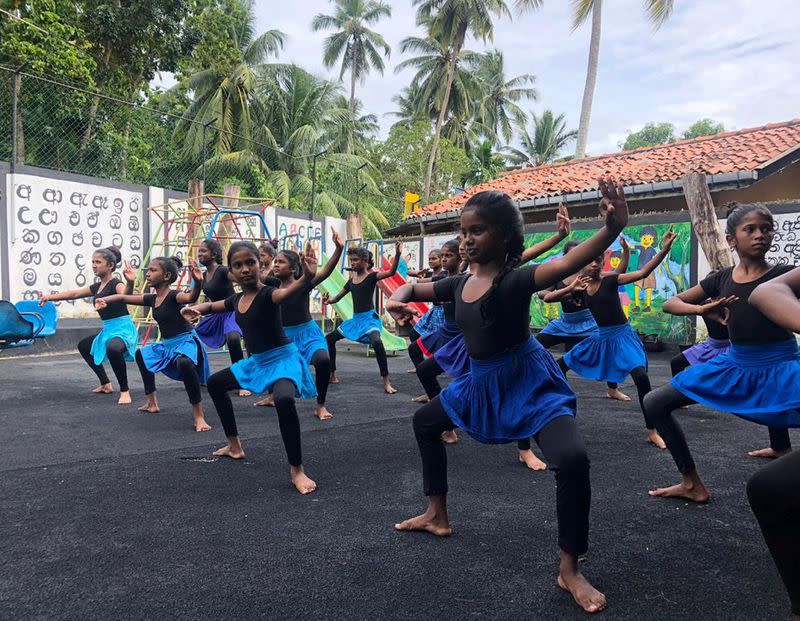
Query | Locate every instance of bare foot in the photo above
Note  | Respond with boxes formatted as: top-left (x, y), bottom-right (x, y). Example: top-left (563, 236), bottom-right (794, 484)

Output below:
top-left (412, 394), bottom-right (430, 403)
top-left (92, 384), bottom-right (113, 394)
top-left (442, 430), bottom-right (458, 444)
top-left (137, 402), bottom-right (160, 413)
top-left (557, 572), bottom-right (607, 614)
top-left (254, 396), bottom-right (274, 407)
top-left (519, 449), bottom-right (547, 471)
top-left (290, 466), bottom-right (317, 494)
top-left (329, 372), bottom-right (340, 385)
top-left (194, 419), bottom-right (212, 432)
top-left (646, 429), bottom-right (666, 449)
top-left (213, 442), bottom-right (245, 460)
top-left (649, 476), bottom-right (710, 503)
top-left (117, 391), bottom-right (132, 405)
top-left (192, 404), bottom-right (211, 432)
top-left (607, 388), bottom-right (631, 401)
top-left (315, 404), bottom-right (333, 420)
top-left (238, 389), bottom-right (252, 397)
top-left (394, 510), bottom-right (453, 537)
top-left (383, 378), bottom-right (397, 394)
top-left (748, 447), bottom-right (791, 459)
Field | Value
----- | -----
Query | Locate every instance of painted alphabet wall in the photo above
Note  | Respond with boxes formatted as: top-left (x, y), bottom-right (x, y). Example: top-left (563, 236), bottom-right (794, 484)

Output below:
top-left (7, 173), bottom-right (146, 318)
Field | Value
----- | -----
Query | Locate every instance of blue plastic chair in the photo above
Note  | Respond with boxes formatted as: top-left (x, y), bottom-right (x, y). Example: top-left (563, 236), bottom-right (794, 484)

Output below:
top-left (15, 300), bottom-right (58, 337)
top-left (0, 300), bottom-right (44, 349)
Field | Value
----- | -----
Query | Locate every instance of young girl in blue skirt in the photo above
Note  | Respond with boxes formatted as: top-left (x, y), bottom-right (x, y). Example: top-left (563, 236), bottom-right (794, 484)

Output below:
top-left (747, 266), bottom-right (800, 621)
top-left (323, 241), bottom-right (402, 394)
top-left (645, 202), bottom-right (798, 503)
top-left (556, 226), bottom-right (677, 449)
top-left (386, 180), bottom-right (631, 614)
top-left (182, 241), bottom-right (319, 495)
top-left (668, 285), bottom-right (730, 377)
top-left (268, 228), bottom-right (344, 420)
top-left (40, 247), bottom-right (137, 405)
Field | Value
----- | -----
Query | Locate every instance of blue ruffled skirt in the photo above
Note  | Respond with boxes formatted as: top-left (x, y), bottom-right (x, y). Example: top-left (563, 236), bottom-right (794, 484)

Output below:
top-left (439, 335), bottom-right (576, 444)
top-left (139, 331), bottom-right (210, 383)
top-left (671, 339), bottom-right (800, 427)
top-left (414, 305), bottom-right (445, 337)
top-left (90, 315), bottom-right (138, 365)
top-left (338, 310), bottom-right (383, 344)
top-left (195, 311), bottom-right (241, 349)
top-left (230, 342), bottom-right (317, 398)
top-left (419, 319), bottom-right (461, 357)
top-left (563, 323), bottom-right (647, 382)
top-left (683, 337), bottom-right (730, 366)
top-left (540, 309), bottom-right (598, 338)
top-left (433, 332), bottom-right (470, 378)
top-left (284, 320), bottom-right (327, 365)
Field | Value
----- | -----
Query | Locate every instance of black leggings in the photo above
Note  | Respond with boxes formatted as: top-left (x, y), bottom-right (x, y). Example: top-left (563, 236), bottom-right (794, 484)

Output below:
top-left (226, 331), bottom-right (244, 365)
top-left (78, 335), bottom-right (130, 392)
top-left (134, 339), bottom-right (204, 405)
top-left (643, 384), bottom-right (792, 474)
top-left (326, 329), bottom-right (389, 377)
top-left (412, 399), bottom-right (590, 556)
top-left (670, 352), bottom-right (690, 377)
top-left (537, 333), bottom-right (618, 391)
top-left (747, 451), bottom-right (800, 615)
top-left (310, 348), bottom-right (331, 404)
top-left (207, 368), bottom-right (302, 466)
top-left (559, 358), bottom-right (651, 428)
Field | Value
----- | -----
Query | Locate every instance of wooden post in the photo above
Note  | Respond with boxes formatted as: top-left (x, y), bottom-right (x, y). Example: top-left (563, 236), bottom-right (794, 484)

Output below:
top-left (186, 178), bottom-right (204, 258)
top-left (346, 212), bottom-right (363, 240)
top-left (682, 172), bottom-right (733, 271)
top-left (221, 183), bottom-right (241, 257)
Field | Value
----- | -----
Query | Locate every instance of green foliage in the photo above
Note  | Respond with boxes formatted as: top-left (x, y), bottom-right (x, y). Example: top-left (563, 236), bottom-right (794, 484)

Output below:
top-left (621, 122), bottom-right (676, 150)
top-left (682, 118), bottom-right (725, 140)
top-left (504, 109), bottom-right (577, 165)
top-left (461, 140), bottom-right (505, 186)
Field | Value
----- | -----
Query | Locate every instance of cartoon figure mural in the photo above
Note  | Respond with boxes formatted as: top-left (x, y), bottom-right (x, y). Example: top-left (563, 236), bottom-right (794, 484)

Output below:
top-left (631, 226), bottom-right (659, 313)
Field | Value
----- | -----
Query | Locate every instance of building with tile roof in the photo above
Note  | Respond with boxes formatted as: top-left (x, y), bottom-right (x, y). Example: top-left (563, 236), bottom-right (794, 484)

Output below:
top-left (388, 119), bottom-right (800, 236)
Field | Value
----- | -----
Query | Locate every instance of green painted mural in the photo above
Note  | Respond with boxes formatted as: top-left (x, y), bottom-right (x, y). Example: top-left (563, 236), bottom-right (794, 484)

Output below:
top-left (525, 222), bottom-right (693, 344)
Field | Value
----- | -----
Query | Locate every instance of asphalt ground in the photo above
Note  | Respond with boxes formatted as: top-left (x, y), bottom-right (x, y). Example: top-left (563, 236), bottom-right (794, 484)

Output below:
top-left (0, 345), bottom-right (794, 620)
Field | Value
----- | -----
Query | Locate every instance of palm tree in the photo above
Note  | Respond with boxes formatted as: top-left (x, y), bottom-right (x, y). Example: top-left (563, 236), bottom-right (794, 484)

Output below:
top-left (387, 83), bottom-right (429, 130)
top-left (411, 0), bottom-right (511, 201)
top-left (325, 95), bottom-right (380, 154)
top-left (470, 50), bottom-right (537, 145)
top-left (516, 0), bottom-right (674, 158)
top-left (176, 2), bottom-right (285, 158)
top-left (462, 139), bottom-right (506, 186)
top-left (503, 109), bottom-right (577, 165)
top-left (311, 0), bottom-right (392, 116)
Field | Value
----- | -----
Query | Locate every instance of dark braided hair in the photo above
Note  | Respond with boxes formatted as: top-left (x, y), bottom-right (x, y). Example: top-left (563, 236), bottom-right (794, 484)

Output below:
top-left (461, 191), bottom-right (525, 323)
top-left (278, 250), bottom-right (303, 279)
top-left (347, 246), bottom-right (374, 269)
top-left (152, 255), bottom-right (184, 284)
top-left (725, 202), bottom-right (774, 236)
top-left (201, 239), bottom-right (223, 265)
top-left (229, 241), bottom-right (260, 265)
top-left (95, 246), bottom-right (121, 267)
top-left (441, 239), bottom-right (460, 255)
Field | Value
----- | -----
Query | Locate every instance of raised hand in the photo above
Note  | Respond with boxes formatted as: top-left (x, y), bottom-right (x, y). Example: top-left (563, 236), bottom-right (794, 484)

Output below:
top-left (620, 237), bottom-right (630, 253)
top-left (386, 300), bottom-right (421, 325)
top-left (332, 228), bottom-right (343, 248)
top-left (701, 295), bottom-right (738, 325)
top-left (661, 225), bottom-right (677, 250)
top-left (181, 306), bottom-right (202, 323)
top-left (301, 242), bottom-right (318, 279)
top-left (189, 258), bottom-right (203, 281)
top-left (570, 275), bottom-right (592, 292)
top-left (556, 203), bottom-right (571, 237)
top-left (122, 260), bottom-right (137, 283)
top-left (321, 292), bottom-right (330, 305)
top-left (598, 177), bottom-right (629, 232)
top-left (395, 240), bottom-right (403, 255)
top-left (94, 298), bottom-right (108, 311)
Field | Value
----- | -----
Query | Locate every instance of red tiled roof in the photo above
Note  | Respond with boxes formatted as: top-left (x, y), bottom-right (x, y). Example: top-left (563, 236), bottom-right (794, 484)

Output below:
top-left (412, 119), bottom-right (800, 218)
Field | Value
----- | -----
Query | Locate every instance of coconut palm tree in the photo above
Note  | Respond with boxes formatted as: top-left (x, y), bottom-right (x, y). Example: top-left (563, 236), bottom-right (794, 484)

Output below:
top-left (411, 0), bottom-right (511, 201)
top-left (462, 139), bottom-right (506, 186)
top-left (470, 50), bottom-right (537, 145)
top-left (311, 0), bottom-right (392, 116)
top-left (503, 109), bottom-right (577, 165)
top-left (387, 83), bottom-right (430, 130)
top-left (516, 0), bottom-right (674, 158)
top-left (325, 95), bottom-right (380, 154)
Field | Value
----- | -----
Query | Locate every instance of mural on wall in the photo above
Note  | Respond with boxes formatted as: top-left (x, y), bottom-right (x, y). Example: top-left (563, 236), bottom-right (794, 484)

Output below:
top-left (8, 173), bottom-right (145, 318)
top-left (374, 238), bottom-right (423, 277)
top-left (525, 222), bottom-right (693, 343)
top-left (277, 215), bottom-right (323, 256)
top-left (770, 212), bottom-right (800, 265)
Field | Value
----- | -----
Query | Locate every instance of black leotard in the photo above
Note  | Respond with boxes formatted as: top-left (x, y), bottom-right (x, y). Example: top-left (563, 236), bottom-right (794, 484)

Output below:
top-left (555, 280), bottom-right (587, 313)
top-left (702, 314), bottom-right (729, 341)
top-left (143, 291), bottom-right (193, 339)
top-left (586, 274), bottom-right (628, 327)
top-left (433, 265), bottom-right (538, 359)
top-left (202, 265), bottom-right (234, 302)
top-left (344, 272), bottom-right (378, 313)
top-left (91, 279), bottom-right (128, 320)
top-left (280, 282), bottom-right (314, 327)
top-left (700, 265), bottom-right (795, 344)
top-left (224, 286), bottom-right (288, 354)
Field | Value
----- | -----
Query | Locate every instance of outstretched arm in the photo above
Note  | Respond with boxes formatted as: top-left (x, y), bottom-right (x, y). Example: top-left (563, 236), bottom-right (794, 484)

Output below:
top-left (521, 203), bottom-right (570, 265)
top-left (376, 241), bottom-right (402, 280)
top-left (385, 282), bottom-right (437, 324)
top-left (311, 229), bottom-right (345, 286)
top-left (662, 283), bottom-right (738, 326)
top-left (94, 294), bottom-right (147, 309)
top-left (750, 267), bottom-right (800, 333)
top-left (176, 259), bottom-right (203, 304)
top-left (618, 227), bottom-right (676, 285)
top-left (39, 287), bottom-right (93, 304)
top-left (615, 238), bottom-right (631, 274)
top-left (181, 299), bottom-right (228, 321)
top-left (542, 277), bottom-right (589, 303)
top-left (533, 178), bottom-right (629, 291)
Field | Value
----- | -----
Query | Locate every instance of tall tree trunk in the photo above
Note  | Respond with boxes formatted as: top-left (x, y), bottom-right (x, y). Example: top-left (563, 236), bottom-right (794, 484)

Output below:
top-left (574, 0), bottom-right (602, 159)
top-left (346, 212), bottom-right (363, 240)
top-left (348, 65), bottom-right (357, 154)
top-left (682, 172), bottom-right (733, 271)
top-left (423, 53), bottom-right (457, 202)
top-left (13, 72), bottom-right (25, 163)
top-left (119, 119), bottom-right (131, 178)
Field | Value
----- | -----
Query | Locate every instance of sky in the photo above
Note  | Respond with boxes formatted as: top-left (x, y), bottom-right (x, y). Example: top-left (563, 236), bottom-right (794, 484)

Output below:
top-left (254, 0), bottom-right (800, 156)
